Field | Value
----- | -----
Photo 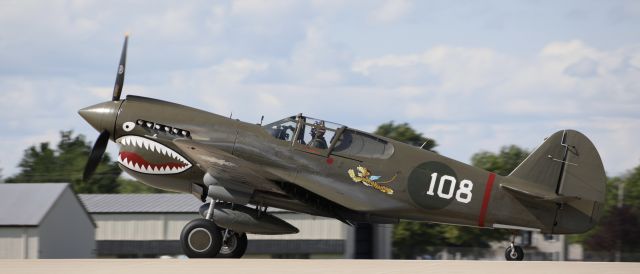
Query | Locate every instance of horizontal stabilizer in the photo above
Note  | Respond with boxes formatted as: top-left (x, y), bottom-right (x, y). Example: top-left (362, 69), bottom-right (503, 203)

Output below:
top-left (500, 183), bottom-right (580, 203)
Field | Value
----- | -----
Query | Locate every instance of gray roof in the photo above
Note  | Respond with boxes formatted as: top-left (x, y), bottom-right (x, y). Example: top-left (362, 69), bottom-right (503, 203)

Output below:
top-left (79, 194), bottom-right (202, 213)
top-left (0, 183), bottom-right (70, 226)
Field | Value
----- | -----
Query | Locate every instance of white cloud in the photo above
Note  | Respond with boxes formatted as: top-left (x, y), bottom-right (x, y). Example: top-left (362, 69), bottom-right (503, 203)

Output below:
top-left (231, 0), bottom-right (298, 17)
top-left (283, 24), bottom-right (353, 85)
top-left (347, 40), bottom-right (640, 174)
top-left (370, 0), bottom-right (413, 23)
top-left (1, 1), bottom-right (639, 179)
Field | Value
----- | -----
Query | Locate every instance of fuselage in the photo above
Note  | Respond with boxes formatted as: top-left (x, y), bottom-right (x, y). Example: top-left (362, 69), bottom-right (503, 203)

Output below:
top-left (98, 95), bottom-right (559, 232)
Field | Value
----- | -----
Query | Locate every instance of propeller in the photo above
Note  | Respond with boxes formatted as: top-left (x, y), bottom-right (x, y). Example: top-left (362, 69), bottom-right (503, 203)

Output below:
top-left (83, 130), bottom-right (110, 181)
top-left (112, 34), bottom-right (128, 101)
top-left (82, 35), bottom-right (129, 181)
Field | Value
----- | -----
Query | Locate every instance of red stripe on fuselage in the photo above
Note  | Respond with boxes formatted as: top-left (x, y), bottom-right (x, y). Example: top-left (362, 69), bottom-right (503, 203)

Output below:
top-left (478, 172), bottom-right (496, 227)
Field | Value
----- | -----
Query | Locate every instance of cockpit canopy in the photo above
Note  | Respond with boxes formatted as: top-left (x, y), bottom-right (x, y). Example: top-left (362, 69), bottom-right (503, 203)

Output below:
top-left (263, 115), bottom-right (394, 159)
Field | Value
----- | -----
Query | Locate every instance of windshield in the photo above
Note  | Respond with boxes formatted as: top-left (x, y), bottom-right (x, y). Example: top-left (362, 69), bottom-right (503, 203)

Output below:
top-left (263, 116), bottom-right (297, 142)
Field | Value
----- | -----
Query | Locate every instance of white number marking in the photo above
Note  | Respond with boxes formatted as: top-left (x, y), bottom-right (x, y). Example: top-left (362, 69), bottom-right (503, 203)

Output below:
top-left (456, 179), bottom-right (473, 203)
top-left (426, 172), bottom-right (474, 203)
top-left (437, 175), bottom-right (456, 199)
top-left (427, 172), bottom-right (437, 195)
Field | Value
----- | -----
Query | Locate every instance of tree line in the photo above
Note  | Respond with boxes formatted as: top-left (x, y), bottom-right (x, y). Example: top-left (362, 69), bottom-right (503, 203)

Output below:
top-left (4, 130), bottom-right (162, 193)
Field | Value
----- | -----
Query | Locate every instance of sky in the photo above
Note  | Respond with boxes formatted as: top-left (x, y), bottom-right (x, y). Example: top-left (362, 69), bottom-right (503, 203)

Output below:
top-left (1, 0), bottom-right (639, 178)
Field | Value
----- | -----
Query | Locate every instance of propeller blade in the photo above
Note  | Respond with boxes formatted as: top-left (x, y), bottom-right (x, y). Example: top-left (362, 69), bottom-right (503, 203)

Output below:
top-left (112, 34), bottom-right (129, 101)
top-left (83, 130), bottom-right (110, 181)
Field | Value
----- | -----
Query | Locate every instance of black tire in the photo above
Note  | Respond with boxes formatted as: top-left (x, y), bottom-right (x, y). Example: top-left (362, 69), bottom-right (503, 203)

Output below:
top-left (505, 245), bottom-right (524, 261)
top-left (181, 219), bottom-right (222, 258)
top-left (217, 231), bottom-right (248, 258)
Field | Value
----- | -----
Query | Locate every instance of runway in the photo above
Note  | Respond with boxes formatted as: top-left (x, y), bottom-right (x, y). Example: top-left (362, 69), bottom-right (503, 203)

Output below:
top-left (0, 259), bottom-right (638, 274)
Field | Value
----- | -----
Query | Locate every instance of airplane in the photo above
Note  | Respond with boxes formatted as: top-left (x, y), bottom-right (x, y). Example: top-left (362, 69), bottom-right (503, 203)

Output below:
top-left (79, 36), bottom-right (606, 260)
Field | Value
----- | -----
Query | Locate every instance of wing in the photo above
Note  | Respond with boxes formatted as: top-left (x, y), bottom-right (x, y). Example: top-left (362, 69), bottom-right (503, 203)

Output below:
top-left (173, 138), bottom-right (284, 194)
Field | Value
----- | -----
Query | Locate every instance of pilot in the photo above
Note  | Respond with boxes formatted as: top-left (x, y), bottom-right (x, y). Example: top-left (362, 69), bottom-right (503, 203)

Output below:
top-left (309, 122), bottom-right (328, 149)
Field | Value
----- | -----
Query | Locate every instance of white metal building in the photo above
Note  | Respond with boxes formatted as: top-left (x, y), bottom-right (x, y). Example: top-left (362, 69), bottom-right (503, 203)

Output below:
top-left (0, 183), bottom-right (95, 259)
top-left (79, 194), bottom-right (348, 258)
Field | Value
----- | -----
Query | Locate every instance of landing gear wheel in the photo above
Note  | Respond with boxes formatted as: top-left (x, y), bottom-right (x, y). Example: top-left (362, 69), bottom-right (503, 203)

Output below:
top-left (181, 219), bottom-right (222, 258)
top-left (217, 230), bottom-right (248, 258)
top-left (505, 245), bottom-right (524, 261)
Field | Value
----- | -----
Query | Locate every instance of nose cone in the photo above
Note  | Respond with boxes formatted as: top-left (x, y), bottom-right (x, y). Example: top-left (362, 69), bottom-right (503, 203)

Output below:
top-left (78, 101), bottom-right (122, 134)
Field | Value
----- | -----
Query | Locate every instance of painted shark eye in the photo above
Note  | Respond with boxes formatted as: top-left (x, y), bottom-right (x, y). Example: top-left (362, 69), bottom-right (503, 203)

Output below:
top-left (122, 121), bottom-right (135, 132)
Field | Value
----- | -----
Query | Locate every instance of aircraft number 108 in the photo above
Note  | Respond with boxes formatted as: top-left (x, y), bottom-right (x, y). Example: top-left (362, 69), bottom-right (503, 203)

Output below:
top-left (426, 172), bottom-right (473, 203)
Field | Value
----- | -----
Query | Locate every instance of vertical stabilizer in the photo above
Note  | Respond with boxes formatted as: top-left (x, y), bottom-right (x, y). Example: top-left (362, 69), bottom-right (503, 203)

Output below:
top-left (507, 130), bottom-right (606, 233)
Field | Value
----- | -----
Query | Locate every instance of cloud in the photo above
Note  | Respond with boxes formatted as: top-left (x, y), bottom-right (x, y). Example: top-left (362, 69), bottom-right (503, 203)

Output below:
top-left (347, 40), bottom-right (640, 174)
top-left (1, 1), bottom-right (639, 179)
top-left (370, 0), bottom-right (413, 23)
top-left (564, 58), bottom-right (599, 78)
top-left (353, 40), bottom-right (640, 118)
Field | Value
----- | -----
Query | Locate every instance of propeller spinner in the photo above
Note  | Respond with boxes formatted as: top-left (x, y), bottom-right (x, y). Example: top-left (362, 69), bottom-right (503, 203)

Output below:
top-left (79, 35), bottom-right (129, 181)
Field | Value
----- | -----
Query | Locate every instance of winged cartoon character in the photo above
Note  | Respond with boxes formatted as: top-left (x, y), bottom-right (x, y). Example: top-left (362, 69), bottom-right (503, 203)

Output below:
top-left (348, 166), bottom-right (396, 195)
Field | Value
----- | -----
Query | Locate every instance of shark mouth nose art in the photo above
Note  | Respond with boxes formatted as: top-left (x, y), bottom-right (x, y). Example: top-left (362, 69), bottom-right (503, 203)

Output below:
top-left (116, 135), bottom-right (192, 174)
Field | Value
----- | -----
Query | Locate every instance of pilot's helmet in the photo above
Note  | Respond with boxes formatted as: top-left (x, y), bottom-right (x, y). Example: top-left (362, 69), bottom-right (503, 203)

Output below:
top-left (314, 121), bottom-right (326, 134)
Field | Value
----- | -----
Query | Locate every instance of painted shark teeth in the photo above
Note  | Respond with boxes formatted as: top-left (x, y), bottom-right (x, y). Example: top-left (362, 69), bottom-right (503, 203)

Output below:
top-left (115, 135), bottom-right (192, 174)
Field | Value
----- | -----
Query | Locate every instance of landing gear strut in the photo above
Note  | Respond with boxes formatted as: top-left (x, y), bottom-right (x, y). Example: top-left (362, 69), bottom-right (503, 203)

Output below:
top-left (505, 233), bottom-right (524, 261)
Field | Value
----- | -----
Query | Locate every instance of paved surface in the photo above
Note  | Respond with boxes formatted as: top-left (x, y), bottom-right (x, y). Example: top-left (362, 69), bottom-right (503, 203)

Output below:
top-left (0, 259), bottom-right (638, 274)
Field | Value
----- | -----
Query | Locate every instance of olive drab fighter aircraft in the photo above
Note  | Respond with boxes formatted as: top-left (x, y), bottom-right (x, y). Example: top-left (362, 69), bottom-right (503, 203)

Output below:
top-left (79, 36), bottom-right (606, 260)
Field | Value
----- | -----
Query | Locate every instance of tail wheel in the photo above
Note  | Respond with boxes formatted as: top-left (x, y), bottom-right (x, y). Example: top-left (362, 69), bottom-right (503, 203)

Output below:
top-left (505, 245), bottom-right (524, 261)
top-left (181, 219), bottom-right (222, 258)
top-left (217, 230), bottom-right (248, 258)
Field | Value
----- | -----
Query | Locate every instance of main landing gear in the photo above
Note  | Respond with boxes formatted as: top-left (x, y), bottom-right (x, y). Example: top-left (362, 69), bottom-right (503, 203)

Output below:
top-left (180, 201), bottom-right (248, 258)
top-left (505, 233), bottom-right (524, 261)
top-left (181, 218), bottom-right (222, 258)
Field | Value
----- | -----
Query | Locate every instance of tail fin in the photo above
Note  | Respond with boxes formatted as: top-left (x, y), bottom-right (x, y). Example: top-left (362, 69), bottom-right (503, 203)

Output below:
top-left (506, 130), bottom-right (606, 234)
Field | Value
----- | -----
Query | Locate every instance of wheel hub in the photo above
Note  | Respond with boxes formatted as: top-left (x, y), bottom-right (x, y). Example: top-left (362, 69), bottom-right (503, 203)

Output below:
top-left (509, 250), bottom-right (518, 259)
top-left (188, 228), bottom-right (212, 252)
top-left (220, 234), bottom-right (238, 254)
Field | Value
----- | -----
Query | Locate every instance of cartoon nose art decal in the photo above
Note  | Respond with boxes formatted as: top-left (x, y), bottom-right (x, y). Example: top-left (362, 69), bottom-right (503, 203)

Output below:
top-left (116, 135), bottom-right (192, 174)
top-left (348, 165), bottom-right (396, 195)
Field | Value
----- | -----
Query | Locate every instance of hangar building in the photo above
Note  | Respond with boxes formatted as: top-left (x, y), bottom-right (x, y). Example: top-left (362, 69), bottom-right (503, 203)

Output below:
top-left (0, 183), bottom-right (95, 259)
top-left (79, 194), bottom-right (352, 258)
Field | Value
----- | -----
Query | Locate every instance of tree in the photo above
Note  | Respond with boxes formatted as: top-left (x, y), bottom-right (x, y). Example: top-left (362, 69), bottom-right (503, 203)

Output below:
top-left (582, 205), bottom-right (640, 261)
top-left (6, 131), bottom-right (122, 193)
top-left (574, 163), bottom-right (640, 261)
top-left (375, 121), bottom-right (437, 151)
top-left (471, 145), bottom-right (530, 176)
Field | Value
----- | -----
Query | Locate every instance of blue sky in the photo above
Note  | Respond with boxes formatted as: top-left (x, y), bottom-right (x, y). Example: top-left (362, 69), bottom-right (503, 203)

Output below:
top-left (1, 0), bottom-right (639, 178)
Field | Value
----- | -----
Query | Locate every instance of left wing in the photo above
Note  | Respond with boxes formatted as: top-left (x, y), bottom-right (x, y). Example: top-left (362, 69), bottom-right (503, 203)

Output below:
top-left (173, 138), bottom-right (284, 194)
